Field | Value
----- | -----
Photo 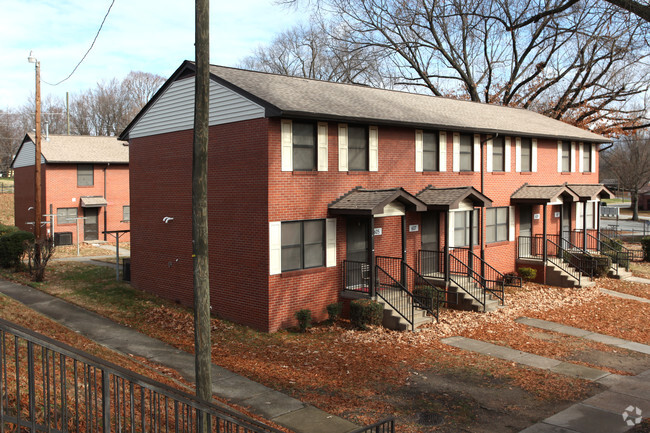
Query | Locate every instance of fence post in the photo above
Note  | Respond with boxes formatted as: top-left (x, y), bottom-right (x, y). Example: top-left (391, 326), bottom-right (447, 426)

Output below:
top-left (27, 342), bottom-right (36, 433)
top-left (102, 369), bottom-right (110, 432)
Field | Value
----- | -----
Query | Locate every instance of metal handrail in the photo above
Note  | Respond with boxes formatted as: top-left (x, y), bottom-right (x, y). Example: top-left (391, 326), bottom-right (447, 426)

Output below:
top-left (465, 249), bottom-right (506, 304)
top-left (343, 260), bottom-right (371, 293)
top-left (0, 317), bottom-right (282, 433)
top-left (584, 231), bottom-right (629, 274)
top-left (541, 234), bottom-right (597, 278)
top-left (348, 417), bottom-right (395, 433)
top-left (375, 264), bottom-right (416, 330)
top-left (545, 237), bottom-right (583, 285)
top-left (448, 254), bottom-right (487, 311)
top-left (598, 231), bottom-right (642, 262)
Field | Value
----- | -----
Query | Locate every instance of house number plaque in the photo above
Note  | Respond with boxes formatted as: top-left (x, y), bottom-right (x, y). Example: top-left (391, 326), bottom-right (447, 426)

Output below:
top-left (374, 228), bottom-right (382, 236)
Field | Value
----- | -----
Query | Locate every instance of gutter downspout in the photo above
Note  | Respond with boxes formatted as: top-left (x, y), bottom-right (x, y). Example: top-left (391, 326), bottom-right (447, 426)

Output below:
top-left (103, 163), bottom-right (110, 241)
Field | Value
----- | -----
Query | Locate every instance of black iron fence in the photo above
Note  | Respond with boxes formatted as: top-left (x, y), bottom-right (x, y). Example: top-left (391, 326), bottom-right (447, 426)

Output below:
top-left (0, 317), bottom-right (285, 433)
top-left (0, 183), bottom-right (14, 194)
top-left (349, 417), bottom-right (395, 433)
top-left (342, 260), bottom-right (371, 293)
top-left (448, 254), bottom-right (487, 310)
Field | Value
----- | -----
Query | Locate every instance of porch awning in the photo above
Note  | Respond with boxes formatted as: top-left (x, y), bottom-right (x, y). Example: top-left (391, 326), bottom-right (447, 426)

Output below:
top-left (510, 183), bottom-right (578, 204)
top-left (416, 185), bottom-right (492, 210)
top-left (328, 187), bottom-right (427, 216)
top-left (567, 184), bottom-right (615, 200)
top-left (80, 196), bottom-right (107, 208)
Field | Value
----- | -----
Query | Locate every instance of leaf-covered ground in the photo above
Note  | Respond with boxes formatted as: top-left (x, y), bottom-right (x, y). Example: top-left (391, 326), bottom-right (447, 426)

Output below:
top-left (2, 262), bottom-right (650, 432)
top-left (0, 193), bottom-right (14, 226)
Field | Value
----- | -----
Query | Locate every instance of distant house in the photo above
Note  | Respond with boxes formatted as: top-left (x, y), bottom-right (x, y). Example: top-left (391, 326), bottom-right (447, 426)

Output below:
top-left (119, 61), bottom-right (611, 332)
top-left (640, 184), bottom-right (650, 211)
top-left (11, 134), bottom-right (130, 245)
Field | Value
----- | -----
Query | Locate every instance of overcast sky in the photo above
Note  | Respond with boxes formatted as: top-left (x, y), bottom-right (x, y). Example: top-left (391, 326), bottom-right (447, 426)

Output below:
top-left (1, 0), bottom-right (308, 110)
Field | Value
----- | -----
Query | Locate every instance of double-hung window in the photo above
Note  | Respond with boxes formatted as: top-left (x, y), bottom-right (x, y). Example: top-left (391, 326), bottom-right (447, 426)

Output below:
top-left (281, 220), bottom-right (325, 272)
top-left (486, 207), bottom-right (509, 243)
top-left (459, 134), bottom-right (473, 171)
top-left (561, 141), bottom-right (571, 172)
top-left (292, 122), bottom-right (316, 171)
top-left (77, 164), bottom-right (94, 186)
top-left (57, 207), bottom-right (77, 225)
top-left (453, 211), bottom-right (478, 247)
top-left (348, 126), bottom-right (368, 171)
top-left (492, 136), bottom-right (505, 172)
top-left (123, 205), bottom-right (131, 222)
top-left (583, 143), bottom-right (592, 172)
top-left (423, 131), bottom-right (439, 171)
top-left (520, 138), bottom-right (532, 172)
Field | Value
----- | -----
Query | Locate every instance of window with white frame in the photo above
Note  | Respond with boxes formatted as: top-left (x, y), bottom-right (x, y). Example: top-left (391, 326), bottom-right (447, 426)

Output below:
top-left (561, 141), bottom-right (571, 172)
top-left (459, 134), bottom-right (473, 171)
top-left (453, 210), bottom-right (479, 247)
top-left (492, 136), bottom-right (505, 172)
top-left (586, 202), bottom-right (594, 229)
top-left (583, 143), bottom-right (592, 173)
top-left (292, 122), bottom-right (316, 171)
top-left (123, 205), bottom-right (130, 222)
top-left (281, 220), bottom-right (325, 272)
top-left (520, 138), bottom-right (532, 172)
top-left (347, 125), bottom-right (368, 171)
top-left (486, 207), bottom-right (509, 243)
top-left (423, 131), bottom-right (439, 171)
top-left (77, 164), bottom-right (94, 186)
top-left (57, 207), bottom-right (77, 225)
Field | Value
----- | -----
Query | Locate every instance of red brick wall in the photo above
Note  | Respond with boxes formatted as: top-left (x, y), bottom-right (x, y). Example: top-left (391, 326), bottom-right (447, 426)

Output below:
top-left (129, 119), bottom-right (270, 331)
top-left (13, 165), bottom-right (41, 234)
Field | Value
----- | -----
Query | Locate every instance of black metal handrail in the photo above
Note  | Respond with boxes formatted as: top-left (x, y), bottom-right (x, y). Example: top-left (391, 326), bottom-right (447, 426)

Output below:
top-left (545, 237), bottom-right (584, 285)
top-left (343, 260), bottom-right (371, 293)
top-left (0, 317), bottom-right (282, 433)
top-left (598, 231), bottom-right (643, 262)
top-left (348, 417), bottom-right (395, 433)
top-left (448, 253), bottom-right (487, 311)
top-left (517, 236), bottom-right (544, 259)
top-left (541, 234), bottom-right (597, 278)
top-left (417, 249), bottom-right (445, 277)
top-left (375, 264), bottom-right (416, 330)
top-left (465, 250), bottom-right (506, 304)
top-left (584, 231), bottom-right (629, 274)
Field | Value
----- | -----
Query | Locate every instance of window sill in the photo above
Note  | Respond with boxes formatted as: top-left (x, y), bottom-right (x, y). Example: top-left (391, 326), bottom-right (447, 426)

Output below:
top-left (77, 185), bottom-right (95, 188)
top-left (561, 172), bottom-right (572, 175)
top-left (292, 171), bottom-right (318, 176)
top-left (519, 172), bottom-right (533, 175)
top-left (486, 240), bottom-right (511, 247)
top-left (280, 267), bottom-right (326, 277)
top-left (582, 172), bottom-right (593, 175)
top-left (490, 172), bottom-right (506, 175)
top-left (457, 171), bottom-right (475, 175)
top-left (347, 171), bottom-right (370, 175)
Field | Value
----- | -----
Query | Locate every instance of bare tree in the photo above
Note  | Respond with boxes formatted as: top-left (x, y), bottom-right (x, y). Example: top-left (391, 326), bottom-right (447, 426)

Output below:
top-left (274, 0), bottom-right (650, 135)
top-left (240, 19), bottom-right (395, 87)
top-left (602, 131), bottom-right (650, 220)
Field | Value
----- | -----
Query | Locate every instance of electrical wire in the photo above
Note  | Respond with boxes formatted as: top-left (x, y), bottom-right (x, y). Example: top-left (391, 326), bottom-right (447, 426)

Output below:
top-left (43, 0), bottom-right (116, 86)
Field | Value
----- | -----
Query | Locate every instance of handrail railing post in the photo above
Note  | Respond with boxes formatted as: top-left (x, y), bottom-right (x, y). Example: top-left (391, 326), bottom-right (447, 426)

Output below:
top-left (102, 369), bottom-right (110, 433)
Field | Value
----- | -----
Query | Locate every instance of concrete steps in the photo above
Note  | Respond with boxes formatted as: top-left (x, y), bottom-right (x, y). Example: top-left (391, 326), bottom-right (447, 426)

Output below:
top-left (608, 268), bottom-right (633, 280)
top-left (446, 282), bottom-right (500, 313)
top-left (546, 261), bottom-right (594, 288)
top-left (374, 294), bottom-right (434, 331)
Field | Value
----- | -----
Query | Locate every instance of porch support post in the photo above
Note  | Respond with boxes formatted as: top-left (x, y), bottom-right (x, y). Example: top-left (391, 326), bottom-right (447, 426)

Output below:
top-left (401, 214), bottom-right (407, 288)
top-left (583, 201), bottom-right (588, 251)
top-left (596, 201), bottom-right (602, 249)
top-left (543, 203), bottom-right (548, 284)
top-left (369, 216), bottom-right (376, 298)
top-left (468, 209), bottom-right (474, 276)
top-left (444, 211), bottom-right (450, 284)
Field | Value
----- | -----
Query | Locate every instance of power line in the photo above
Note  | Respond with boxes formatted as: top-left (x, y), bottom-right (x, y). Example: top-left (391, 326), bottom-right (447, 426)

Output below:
top-left (43, 0), bottom-right (116, 86)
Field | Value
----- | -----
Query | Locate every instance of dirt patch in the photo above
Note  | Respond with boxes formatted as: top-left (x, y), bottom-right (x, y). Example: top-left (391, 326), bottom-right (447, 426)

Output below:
top-left (564, 348), bottom-right (650, 375)
top-left (0, 193), bottom-right (14, 225)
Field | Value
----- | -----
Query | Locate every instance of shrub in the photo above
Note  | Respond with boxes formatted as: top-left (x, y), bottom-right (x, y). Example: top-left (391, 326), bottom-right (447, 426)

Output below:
top-left (350, 299), bottom-right (383, 330)
top-left (0, 230), bottom-right (35, 268)
top-left (0, 224), bottom-right (18, 237)
top-left (294, 309), bottom-right (312, 332)
top-left (413, 286), bottom-right (440, 311)
top-left (642, 237), bottom-right (650, 262)
top-left (591, 254), bottom-right (612, 278)
top-left (518, 267), bottom-right (537, 281)
top-left (326, 302), bottom-right (342, 322)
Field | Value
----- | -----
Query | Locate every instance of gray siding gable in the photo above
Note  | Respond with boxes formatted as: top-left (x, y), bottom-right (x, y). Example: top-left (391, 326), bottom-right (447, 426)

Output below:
top-left (129, 77), bottom-right (265, 139)
top-left (12, 140), bottom-right (45, 168)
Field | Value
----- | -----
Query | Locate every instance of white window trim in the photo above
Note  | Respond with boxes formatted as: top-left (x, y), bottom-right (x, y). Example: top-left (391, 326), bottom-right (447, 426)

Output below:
top-left (575, 202), bottom-right (584, 230)
top-left (591, 144), bottom-right (597, 173)
top-left (452, 133), bottom-right (460, 172)
top-left (369, 126), bottom-right (379, 172)
top-left (557, 140), bottom-right (562, 172)
top-left (269, 222), bottom-right (282, 275)
top-left (473, 134), bottom-right (481, 172)
top-left (504, 137), bottom-right (511, 172)
top-left (415, 130), bottom-right (423, 172)
top-left (281, 119), bottom-right (293, 172)
top-left (571, 142), bottom-right (576, 172)
top-left (531, 139), bottom-right (538, 172)
top-left (509, 206), bottom-right (515, 241)
top-left (326, 218), bottom-right (336, 267)
top-left (439, 131), bottom-right (447, 172)
top-left (486, 136), bottom-right (493, 173)
top-left (338, 124), bottom-right (348, 171)
top-left (515, 137), bottom-right (522, 172)
top-left (317, 122), bottom-right (328, 172)
top-left (447, 212), bottom-right (455, 248)
top-left (578, 142), bottom-right (584, 172)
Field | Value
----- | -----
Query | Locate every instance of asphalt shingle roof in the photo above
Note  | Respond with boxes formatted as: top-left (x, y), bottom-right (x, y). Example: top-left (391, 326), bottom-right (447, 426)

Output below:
top-left (25, 134), bottom-right (128, 164)
top-left (511, 184), bottom-right (579, 202)
top-left (209, 64), bottom-right (609, 143)
top-left (416, 186), bottom-right (492, 209)
top-left (329, 187), bottom-right (426, 214)
top-left (566, 184), bottom-right (614, 200)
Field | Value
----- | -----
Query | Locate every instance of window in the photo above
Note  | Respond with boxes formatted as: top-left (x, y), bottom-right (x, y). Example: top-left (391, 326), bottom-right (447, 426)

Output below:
top-left (57, 207), bottom-right (77, 225)
top-left (77, 164), bottom-right (94, 186)
top-left (561, 141), bottom-right (571, 172)
top-left (486, 207), bottom-right (509, 243)
top-left (123, 206), bottom-right (131, 222)
top-left (281, 220), bottom-right (325, 272)
top-left (453, 210), bottom-right (478, 247)
top-left (292, 122), bottom-right (316, 171)
top-left (423, 131), bottom-right (439, 171)
top-left (348, 126), bottom-right (368, 171)
top-left (583, 143), bottom-right (592, 172)
top-left (459, 134), bottom-right (473, 171)
top-left (520, 138), bottom-right (532, 172)
top-left (586, 202), bottom-right (594, 229)
top-left (492, 136), bottom-right (505, 172)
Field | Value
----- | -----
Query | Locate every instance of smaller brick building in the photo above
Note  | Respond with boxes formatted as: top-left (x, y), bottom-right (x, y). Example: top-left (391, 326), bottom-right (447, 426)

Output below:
top-left (12, 134), bottom-right (130, 245)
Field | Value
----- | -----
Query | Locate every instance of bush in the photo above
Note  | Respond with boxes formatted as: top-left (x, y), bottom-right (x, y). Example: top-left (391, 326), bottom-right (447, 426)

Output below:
top-left (642, 237), bottom-right (650, 262)
top-left (0, 230), bottom-right (35, 268)
top-left (591, 254), bottom-right (612, 278)
top-left (350, 299), bottom-right (383, 330)
top-left (413, 285), bottom-right (441, 311)
top-left (294, 309), bottom-right (312, 332)
top-left (326, 302), bottom-right (342, 322)
top-left (0, 224), bottom-right (18, 237)
top-left (518, 267), bottom-right (537, 281)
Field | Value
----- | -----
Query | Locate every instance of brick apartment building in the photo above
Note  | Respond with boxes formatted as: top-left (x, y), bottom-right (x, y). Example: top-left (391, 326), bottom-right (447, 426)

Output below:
top-left (12, 134), bottom-right (130, 245)
top-left (120, 61), bottom-right (612, 332)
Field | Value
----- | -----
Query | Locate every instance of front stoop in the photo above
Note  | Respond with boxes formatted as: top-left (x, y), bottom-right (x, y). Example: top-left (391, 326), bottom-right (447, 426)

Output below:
top-left (608, 268), bottom-right (633, 280)
top-left (446, 282), bottom-right (500, 313)
top-left (546, 262), bottom-right (594, 288)
top-left (374, 297), bottom-right (434, 331)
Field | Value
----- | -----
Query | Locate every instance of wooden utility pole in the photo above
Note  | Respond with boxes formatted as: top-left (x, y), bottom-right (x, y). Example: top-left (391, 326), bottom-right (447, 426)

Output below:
top-left (34, 59), bottom-right (42, 242)
top-left (192, 0), bottom-right (212, 425)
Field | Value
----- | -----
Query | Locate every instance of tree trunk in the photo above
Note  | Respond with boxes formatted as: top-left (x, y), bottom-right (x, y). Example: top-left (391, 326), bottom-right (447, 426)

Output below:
top-left (631, 188), bottom-right (639, 221)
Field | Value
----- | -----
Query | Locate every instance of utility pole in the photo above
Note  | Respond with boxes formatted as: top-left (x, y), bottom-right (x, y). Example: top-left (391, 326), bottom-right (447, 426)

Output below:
top-left (192, 0), bottom-right (211, 428)
top-left (28, 52), bottom-right (43, 264)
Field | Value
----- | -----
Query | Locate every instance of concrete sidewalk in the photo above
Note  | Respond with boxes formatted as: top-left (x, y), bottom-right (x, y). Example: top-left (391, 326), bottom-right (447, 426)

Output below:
top-left (0, 279), bottom-right (359, 433)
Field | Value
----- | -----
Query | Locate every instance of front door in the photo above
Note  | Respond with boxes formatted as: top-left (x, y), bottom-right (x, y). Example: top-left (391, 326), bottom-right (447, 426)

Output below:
top-left (562, 201), bottom-right (571, 247)
top-left (346, 219), bottom-right (369, 288)
top-left (519, 205), bottom-right (532, 257)
top-left (421, 212), bottom-right (440, 274)
top-left (84, 208), bottom-right (99, 241)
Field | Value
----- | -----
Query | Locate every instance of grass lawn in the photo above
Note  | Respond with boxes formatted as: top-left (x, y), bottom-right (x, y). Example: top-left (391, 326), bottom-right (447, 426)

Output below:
top-left (6, 262), bottom-right (650, 432)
